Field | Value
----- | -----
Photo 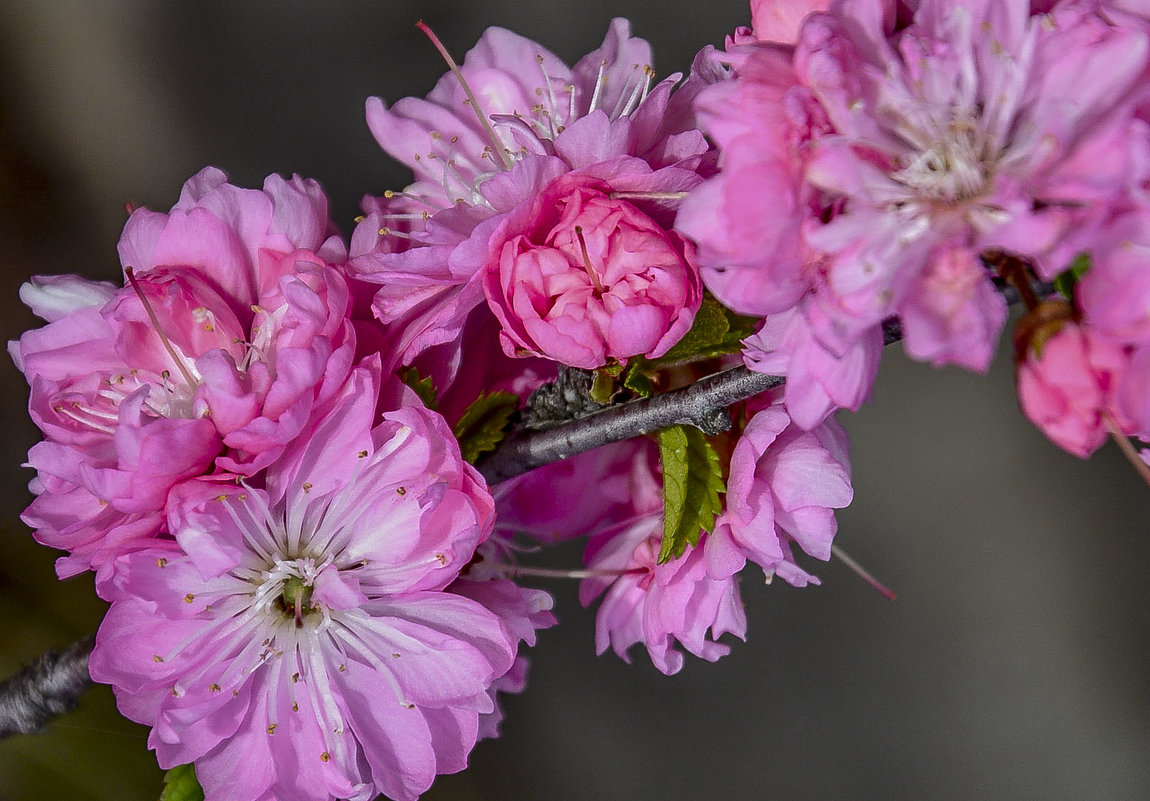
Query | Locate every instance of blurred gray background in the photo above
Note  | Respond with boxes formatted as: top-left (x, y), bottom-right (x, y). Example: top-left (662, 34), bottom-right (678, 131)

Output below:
top-left (0, 2), bottom-right (1146, 799)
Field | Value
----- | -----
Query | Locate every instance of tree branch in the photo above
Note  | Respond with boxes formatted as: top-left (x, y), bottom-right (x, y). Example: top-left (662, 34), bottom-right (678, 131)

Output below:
top-left (478, 366), bottom-right (783, 483)
top-left (0, 636), bottom-right (94, 737)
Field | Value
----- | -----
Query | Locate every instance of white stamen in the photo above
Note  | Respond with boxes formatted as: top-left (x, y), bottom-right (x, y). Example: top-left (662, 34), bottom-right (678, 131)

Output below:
top-left (588, 60), bottom-right (607, 114)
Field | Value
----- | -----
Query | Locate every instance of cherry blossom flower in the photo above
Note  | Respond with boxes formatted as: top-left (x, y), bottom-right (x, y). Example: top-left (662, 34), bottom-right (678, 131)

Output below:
top-left (795, 0), bottom-right (1147, 298)
top-left (482, 172), bottom-right (701, 368)
top-left (10, 168), bottom-right (355, 581)
top-left (90, 366), bottom-right (528, 801)
top-left (1017, 320), bottom-right (1130, 457)
top-left (681, 0), bottom-right (1149, 424)
top-left (707, 396), bottom-right (853, 584)
top-left (350, 19), bottom-right (710, 374)
top-left (580, 518), bottom-right (746, 675)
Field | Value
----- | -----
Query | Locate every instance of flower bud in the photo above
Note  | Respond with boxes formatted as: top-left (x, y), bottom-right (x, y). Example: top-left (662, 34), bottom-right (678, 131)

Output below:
top-left (483, 174), bottom-right (701, 369)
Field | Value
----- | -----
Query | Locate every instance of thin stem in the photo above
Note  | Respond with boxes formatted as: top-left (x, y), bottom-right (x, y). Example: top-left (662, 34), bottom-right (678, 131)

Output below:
top-left (1105, 414), bottom-right (1150, 488)
top-left (416, 21), bottom-right (514, 171)
top-left (610, 191), bottom-right (690, 201)
top-left (495, 565), bottom-right (646, 580)
top-left (831, 544), bottom-right (897, 601)
top-left (124, 267), bottom-right (200, 390)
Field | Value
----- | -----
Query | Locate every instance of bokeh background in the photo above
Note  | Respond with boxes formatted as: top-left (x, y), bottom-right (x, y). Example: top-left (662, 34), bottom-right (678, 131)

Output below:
top-left (0, 2), bottom-right (1147, 799)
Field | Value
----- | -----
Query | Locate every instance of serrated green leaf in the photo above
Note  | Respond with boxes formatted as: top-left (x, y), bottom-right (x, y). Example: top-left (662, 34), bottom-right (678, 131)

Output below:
top-left (622, 363), bottom-right (654, 397)
top-left (160, 764), bottom-right (204, 801)
top-left (653, 294), bottom-right (730, 365)
top-left (398, 366), bottom-right (438, 410)
top-left (648, 295), bottom-right (762, 368)
top-left (452, 391), bottom-right (519, 464)
top-left (1053, 252), bottom-right (1093, 302)
top-left (721, 308), bottom-right (761, 343)
top-left (657, 424), bottom-right (726, 564)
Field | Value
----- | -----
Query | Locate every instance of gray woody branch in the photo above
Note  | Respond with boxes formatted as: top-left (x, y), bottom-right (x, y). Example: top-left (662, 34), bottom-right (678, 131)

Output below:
top-left (0, 636), bottom-right (95, 737)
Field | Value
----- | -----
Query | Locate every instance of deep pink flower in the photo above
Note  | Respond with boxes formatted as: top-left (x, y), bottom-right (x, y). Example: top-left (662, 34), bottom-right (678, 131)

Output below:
top-left (579, 518), bottom-right (746, 676)
top-left (11, 170), bottom-right (356, 580)
top-left (90, 367), bottom-right (520, 801)
top-left (351, 19), bottom-right (711, 373)
top-left (707, 396), bottom-right (853, 584)
top-left (482, 173), bottom-right (701, 368)
top-left (1017, 322), bottom-right (1130, 457)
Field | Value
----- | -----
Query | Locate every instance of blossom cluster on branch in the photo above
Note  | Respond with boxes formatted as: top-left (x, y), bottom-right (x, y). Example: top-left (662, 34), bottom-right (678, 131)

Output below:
top-left (6, 1), bottom-right (1150, 799)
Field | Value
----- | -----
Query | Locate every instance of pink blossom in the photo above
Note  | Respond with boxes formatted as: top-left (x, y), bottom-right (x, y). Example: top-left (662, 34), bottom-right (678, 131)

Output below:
top-left (742, 300), bottom-right (883, 429)
top-left (351, 19), bottom-right (711, 374)
top-left (1017, 322), bottom-right (1130, 457)
top-left (579, 518), bottom-right (746, 675)
top-left (708, 396), bottom-right (853, 584)
top-left (361, 19), bottom-right (699, 216)
top-left (898, 244), bottom-right (1007, 371)
top-left (90, 367), bottom-right (520, 801)
top-left (10, 169), bottom-right (355, 580)
top-left (801, 0), bottom-right (1147, 347)
top-left (482, 173), bottom-right (701, 368)
top-left (685, 0), bottom-right (1149, 394)
top-left (797, 0), bottom-right (1146, 295)
top-left (120, 167), bottom-right (346, 312)
top-left (677, 42), bottom-right (830, 317)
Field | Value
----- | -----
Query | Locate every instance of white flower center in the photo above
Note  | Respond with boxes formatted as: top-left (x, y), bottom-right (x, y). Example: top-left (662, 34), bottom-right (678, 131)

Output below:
top-left (892, 112), bottom-right (993, 203)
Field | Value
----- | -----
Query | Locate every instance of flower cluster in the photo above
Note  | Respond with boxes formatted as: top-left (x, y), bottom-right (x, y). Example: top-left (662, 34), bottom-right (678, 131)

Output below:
top-left (10, 1), bottom-right (1150, 798)
top-left (679, 0), bottom-right (1150, 441)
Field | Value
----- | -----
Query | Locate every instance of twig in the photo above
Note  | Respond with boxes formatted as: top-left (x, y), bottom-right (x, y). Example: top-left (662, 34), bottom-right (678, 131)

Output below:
top-left (479, 366), bottom-right (783, 483)
top-left (0, 636), bottom-right (94, 737)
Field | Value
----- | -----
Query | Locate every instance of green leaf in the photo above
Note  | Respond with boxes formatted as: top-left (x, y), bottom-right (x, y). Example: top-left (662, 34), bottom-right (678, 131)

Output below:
top-left (399, 366), bottom-right (438, 410)
top-left (590, 365), bottom-right (621, 404)
top-left (647, 294), bottom-right (761, 368)
top-left (622, 363), bottom-right (654, 397)
top-left (657, 424), bottom-right (726, 564)
top-left (1052, 252), bottom-right (1093, 302)
top-left (653, 294), bottom-right (730, 365)
top-left (720, 307), bottom-right (762, 346)
top-left (160, 764), bottom-right (204, 801)
top-left (452, 391), bottom-right (519, 464)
